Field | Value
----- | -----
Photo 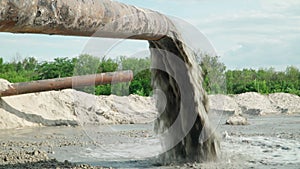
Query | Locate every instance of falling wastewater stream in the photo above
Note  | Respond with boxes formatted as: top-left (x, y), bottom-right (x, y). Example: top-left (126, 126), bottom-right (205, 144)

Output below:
top-left (148, 20), bottom-right (220, 164)
top-left (0, 0), bottom-right (220, 166)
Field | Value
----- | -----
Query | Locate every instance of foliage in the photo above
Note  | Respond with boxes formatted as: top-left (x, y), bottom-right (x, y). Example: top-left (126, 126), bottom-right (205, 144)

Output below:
top-left (118, 56), bottom-right (151, 96)
top-left (0, 54), bottom-right (299, 96)
top-left (37, 57), bottom-right (75, 79)
top-left (198, 54), bottom-right (300, 96)
top-left (73, 54), bottom-right (100, 75)
top-left (226, 66), bottom-right (300, 96)
top-left (200, 55), bottom-right (226, 94)
top-left (0, 57), bottom-right (38, 82)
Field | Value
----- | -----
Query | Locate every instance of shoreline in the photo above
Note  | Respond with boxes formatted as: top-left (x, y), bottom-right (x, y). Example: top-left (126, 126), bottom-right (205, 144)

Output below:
top-left (0, 114), bottom-right (299, 168)
top-left (0, 89), bottom-right (299, 130)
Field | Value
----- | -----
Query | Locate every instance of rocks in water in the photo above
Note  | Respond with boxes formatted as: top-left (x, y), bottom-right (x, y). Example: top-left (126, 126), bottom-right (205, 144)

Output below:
top-left (225, 114), bottom-right (249, 125)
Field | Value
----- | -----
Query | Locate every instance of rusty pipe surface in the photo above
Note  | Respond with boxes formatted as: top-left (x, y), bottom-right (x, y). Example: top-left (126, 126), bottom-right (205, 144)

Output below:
top-left (0, 0), bottom-right (169, 40)
top-left (0, 70), bottom-right (133, 97)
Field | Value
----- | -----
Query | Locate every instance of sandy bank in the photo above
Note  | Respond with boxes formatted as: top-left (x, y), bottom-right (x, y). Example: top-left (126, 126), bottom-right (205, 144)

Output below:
top-left (209, 92), bottom-right (300, 116)
top-left (0, 78), bottom-right (299, 130)
top-left (0, 89), bottom-right (157, 130)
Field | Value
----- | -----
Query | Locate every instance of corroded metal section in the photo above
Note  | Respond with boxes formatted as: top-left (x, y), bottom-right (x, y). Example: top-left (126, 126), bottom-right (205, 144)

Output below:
top-left (0, 70), bottom-right (133, 97)
top-left (0, 0), bottom-right (169, 40)
top-left (0, 0), bottom-right (220, 164)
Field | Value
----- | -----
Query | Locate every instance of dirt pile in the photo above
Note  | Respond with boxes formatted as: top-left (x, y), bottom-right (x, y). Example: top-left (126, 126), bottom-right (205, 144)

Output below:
top-left (0, 79), bottom-right (11, 91)
top-left (209, 94), bottom-right (242, 115)
top-left (269, 93), bottom-right (300, 114)
top-left (0, 89), bottom-right (157, 130)
top-left (1, 75), bottom-right (299, 131)
top-left (1, 88), bottom-right (300, 130)
top-left (0, 108), bottom-right (38, 129)
top-left (234, 92), bottom-right (278, 115)
top-left (72, 90), bottom-right (157, 125)
top-left (209, 92), bottom-right (300, 116)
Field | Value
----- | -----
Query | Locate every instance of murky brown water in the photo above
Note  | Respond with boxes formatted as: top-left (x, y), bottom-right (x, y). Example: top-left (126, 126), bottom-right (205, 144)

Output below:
top-left (1, 114), bottom-right (298, 168)
top-left (149, 23), bottom-right (219, 164)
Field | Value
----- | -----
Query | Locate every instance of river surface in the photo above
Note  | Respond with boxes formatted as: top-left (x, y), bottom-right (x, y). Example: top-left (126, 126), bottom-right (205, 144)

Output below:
top-left (0, 114), bottom-right (299, 169)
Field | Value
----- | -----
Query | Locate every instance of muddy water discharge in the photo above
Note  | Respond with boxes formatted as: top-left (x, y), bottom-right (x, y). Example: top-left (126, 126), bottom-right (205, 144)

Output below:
top-left (149, 26), bottom-right (219, 164)
top-left (0, 0), bottom-right (219, 164)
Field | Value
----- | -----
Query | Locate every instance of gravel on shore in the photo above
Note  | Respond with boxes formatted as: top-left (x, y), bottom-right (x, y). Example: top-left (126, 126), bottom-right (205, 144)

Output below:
top-left (0, 127), bottom-right (113, 169)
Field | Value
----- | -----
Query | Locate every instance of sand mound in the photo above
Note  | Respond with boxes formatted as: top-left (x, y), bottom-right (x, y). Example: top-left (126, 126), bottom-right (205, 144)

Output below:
top-left (209, 94), bottom-right (242, 115)
top-left (3, 90), bottom-right (77, 123)
top-left (0, 87), bottom-right (157, 130)
top-left (209, 92), bottom-right (300, 116)
top-left (71, 90), bottom-right (157, 125)
top-left (1, 77), bottom-right (300, 130)
top-left (0, 108), bottom-right (39, 129)
top-left (234, 92), bottom-right (278, 115)
top-left (269, 93), bottom-right (300, 114)
top-left (0, 78), bottom-right (11, 91)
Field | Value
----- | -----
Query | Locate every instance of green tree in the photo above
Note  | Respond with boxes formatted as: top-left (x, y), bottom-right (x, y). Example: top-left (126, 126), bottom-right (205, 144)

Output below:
top-left (73, 54), bottom-right (100, 75)
top-left (36, 57), bottom-right (74, 79)
top-left (0, 57), bottom-right (3, 73)
top-left (22, 57), bottom-right (38, 71)
top-left (200, 55), bottom-right (226, 94)
top-left (98, 57), bottom-right (118, 73)
top-left (119, 56), bottom-right (151, 96)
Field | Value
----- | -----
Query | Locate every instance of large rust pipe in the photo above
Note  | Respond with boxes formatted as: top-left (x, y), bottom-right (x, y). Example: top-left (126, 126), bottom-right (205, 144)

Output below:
top-left (0, 70), bottom-right (133, 97)
top-left (0, 0), bottom-right (220, 163)
top-left (0, 0), bottom-right (169, 40)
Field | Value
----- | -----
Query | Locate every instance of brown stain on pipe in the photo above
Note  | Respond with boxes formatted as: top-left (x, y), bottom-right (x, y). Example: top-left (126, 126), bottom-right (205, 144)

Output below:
top-left (0, 0), bottom-right (220, 164)
top-left (0, 0), bottom-right (169, 40)
top-left (0, 70), bottom-right (133, 97)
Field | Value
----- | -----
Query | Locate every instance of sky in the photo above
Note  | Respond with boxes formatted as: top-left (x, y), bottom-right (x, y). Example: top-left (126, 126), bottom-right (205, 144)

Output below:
top-left (0, 0), bottom-right (299, 70)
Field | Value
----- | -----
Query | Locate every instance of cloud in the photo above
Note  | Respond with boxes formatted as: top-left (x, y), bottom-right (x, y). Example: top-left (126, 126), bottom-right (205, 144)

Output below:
top-left (0, 33), bottom-right (89, 61)
top-left (187, 1), bottom-right (300, 70)
top-left (221, 36), bottom-right (300, 70)
top-left (260, 0), bottom-right (300, 14)
top-left (0, 0), bottom-right (299, 71)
